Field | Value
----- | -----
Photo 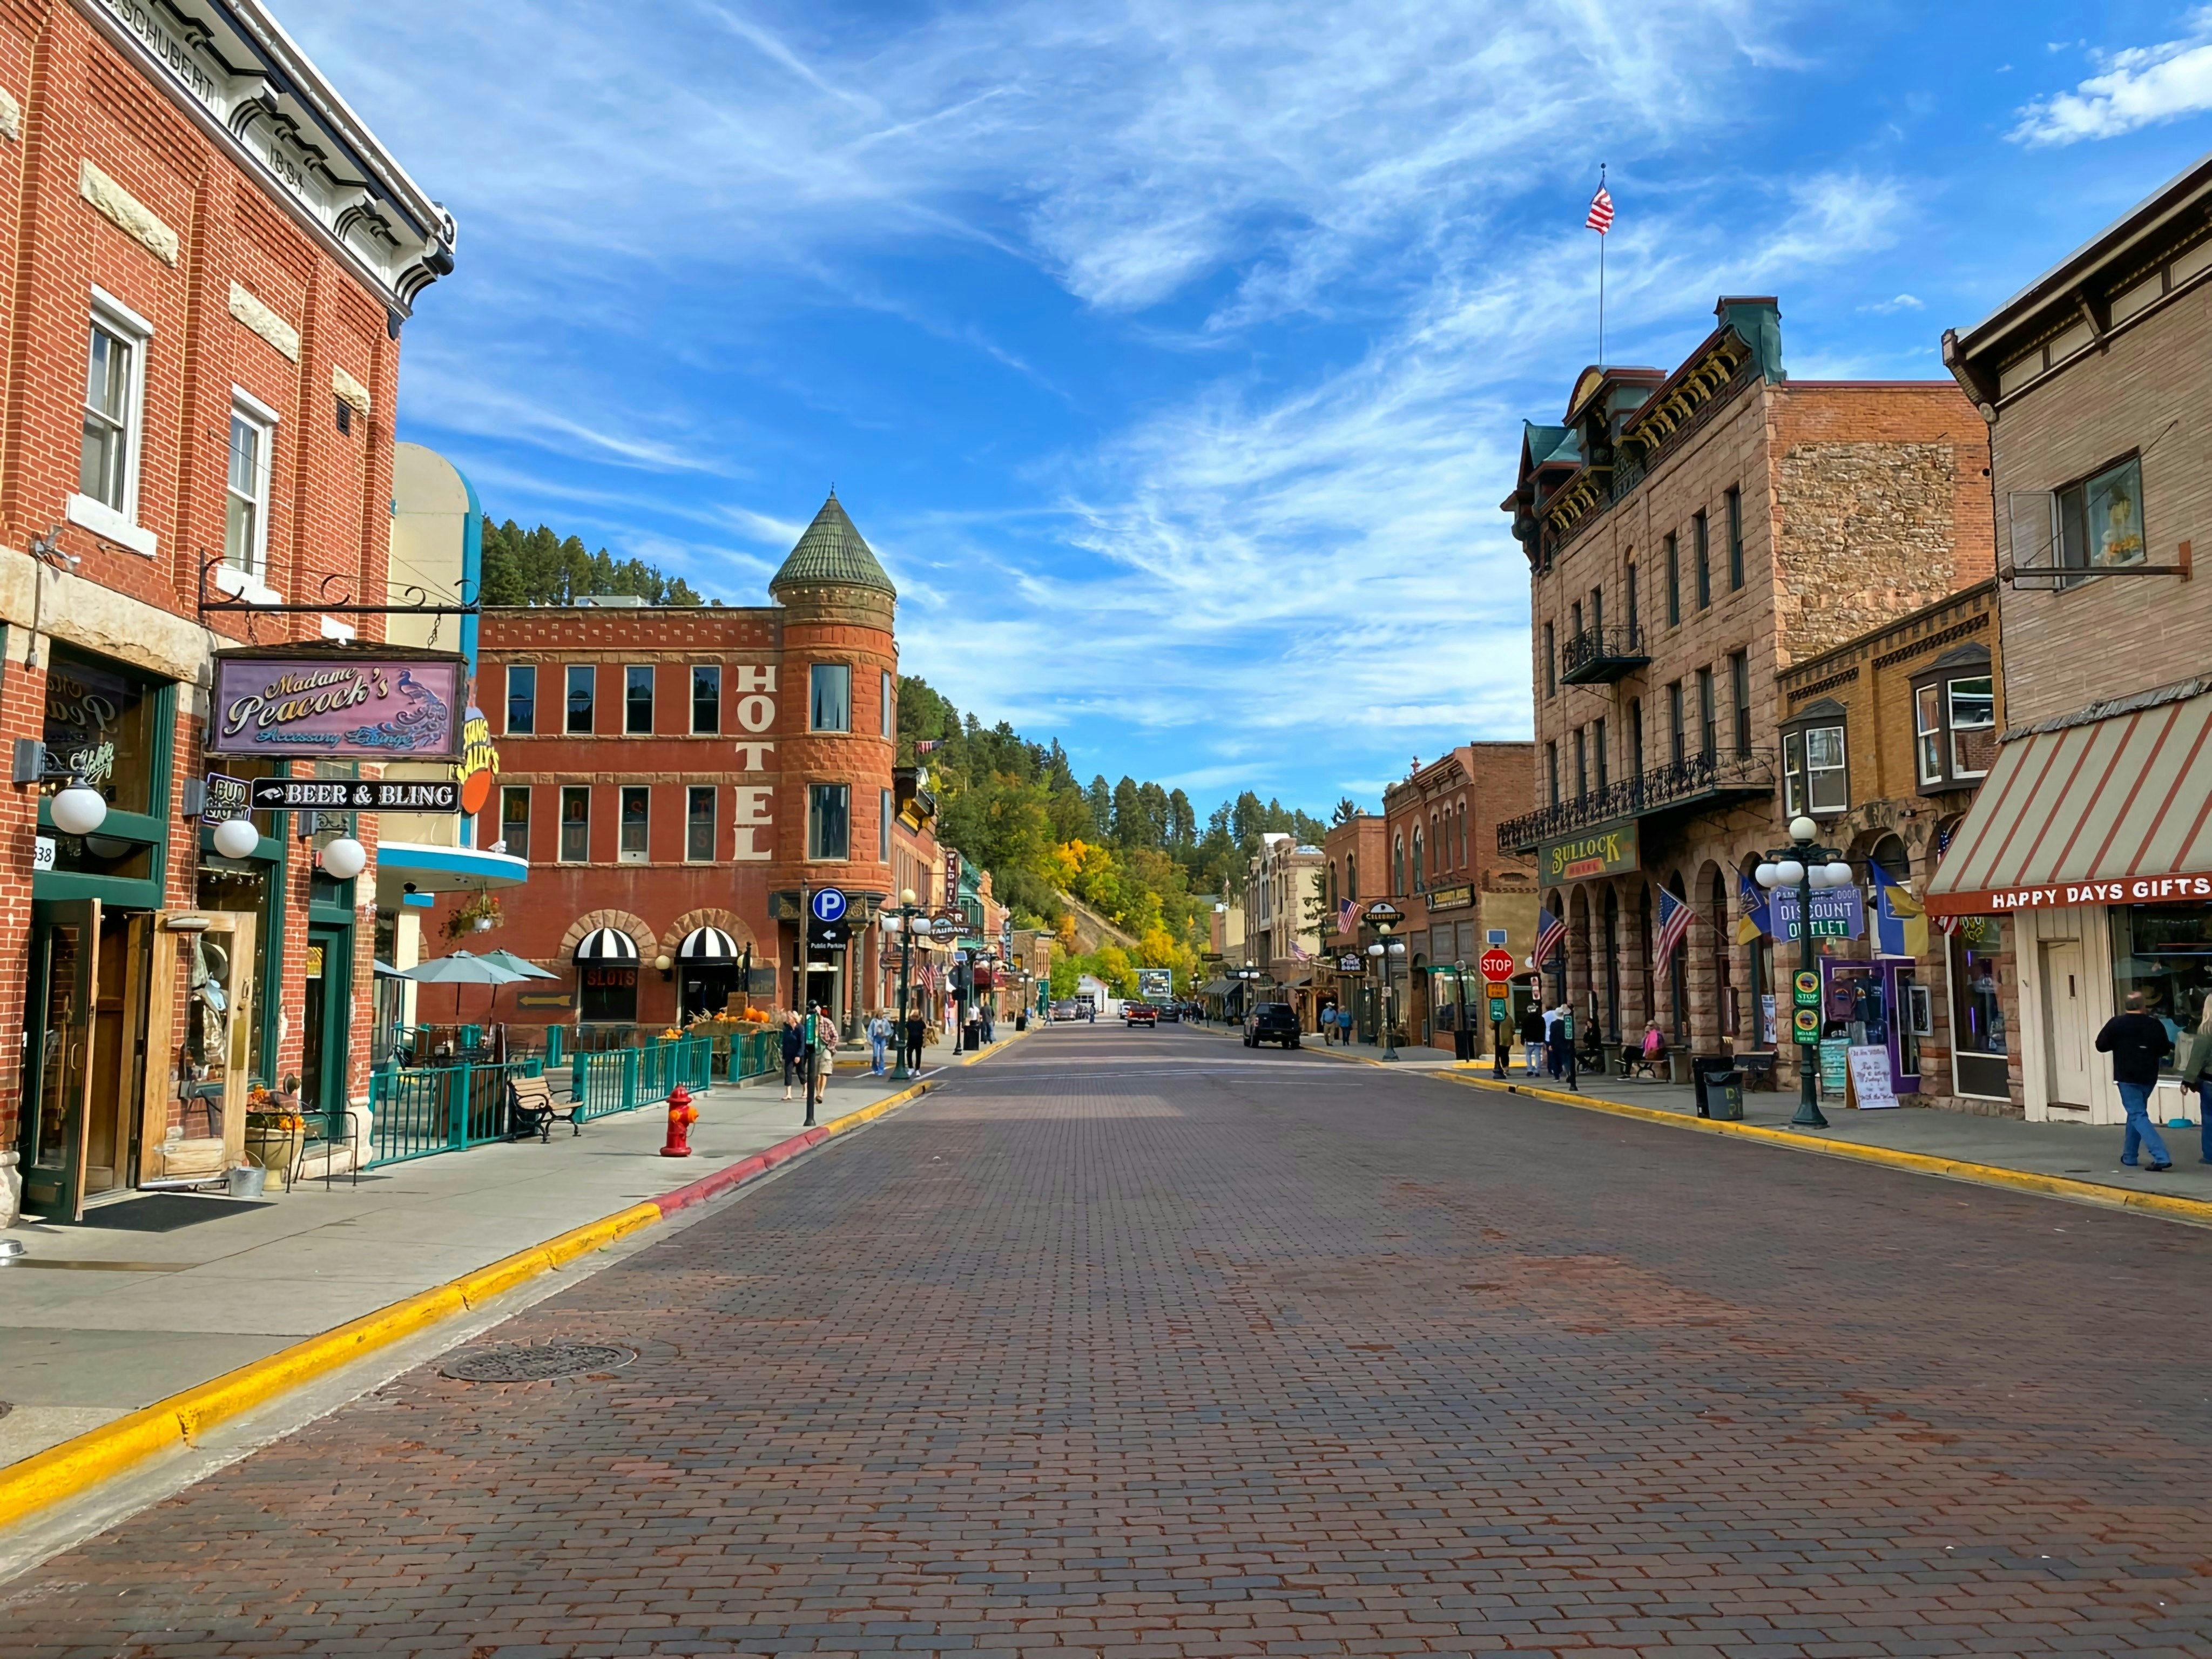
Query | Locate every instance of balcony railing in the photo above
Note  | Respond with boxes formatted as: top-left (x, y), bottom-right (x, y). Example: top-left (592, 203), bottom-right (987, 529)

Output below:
top-left (1559, 624), bottom-right (1650, 684)
top-left (1499, 748), bottom-right (1776, 854)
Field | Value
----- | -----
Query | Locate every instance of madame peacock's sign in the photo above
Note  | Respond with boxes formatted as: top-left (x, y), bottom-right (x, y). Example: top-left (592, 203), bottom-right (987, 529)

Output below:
top-left (209, 656), bottom-right (463, 759)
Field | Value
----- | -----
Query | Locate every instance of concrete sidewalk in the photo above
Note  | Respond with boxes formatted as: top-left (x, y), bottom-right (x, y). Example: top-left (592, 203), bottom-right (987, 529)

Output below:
top-left (1186, 1018), bottom-right (2212, 1205)
top-left (0, 1035), bottom-right (987, 1471)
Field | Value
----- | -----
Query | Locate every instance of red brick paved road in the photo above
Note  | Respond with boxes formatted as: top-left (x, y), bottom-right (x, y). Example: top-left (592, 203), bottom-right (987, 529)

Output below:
top-left (5, 1024), bottom-right (2212, 1656)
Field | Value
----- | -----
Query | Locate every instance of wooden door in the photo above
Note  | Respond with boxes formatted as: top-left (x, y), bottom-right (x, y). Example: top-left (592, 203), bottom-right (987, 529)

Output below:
top-left (2041, 940), bottom-right (2092, 1108)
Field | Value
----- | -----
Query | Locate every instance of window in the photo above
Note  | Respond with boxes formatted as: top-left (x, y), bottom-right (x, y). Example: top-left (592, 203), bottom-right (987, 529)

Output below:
top-left (1546, 743), bottom-right (1559, 808)
top-left (1412, 828), bottom-right (1425, 889)
top-left (811, 662), bottom-right (852, 731)
top-left (1573, 728), bottom-right (1588, 800)
top-left (1729, 651), bottom-right (1751, 757)
top-left (500, 786), bottom-right (531, 861)
top-left (506, 665), bottom-right (536, 735)
top-left (224, 395), bottom-right (274, 574)
top-left (1697, 667), bottom-right (1716, 759)
top-left (1667, 682), bottom-right (1685, 766)
top-left (1782, 711), bottom-right (1849, 815)
top-left (1625, 564), bottom-right (1638, 641)
top-left (686, 785), bottom-right (716, 862)
top-left (1395, 833), bottom-right (1407, 893)
top-left (2057, 456), bottom-right (2146, 576)
top-left (807, 783), bottom-right (850, 859)
top-left (565, 665), bottom-right (595, 734)
top-left (1949, 917), bottom-right (2009, 1099)
top-left (1594, 719), bottom-right (1608, 791)
top-left (619, 785), bottom-right (650, 862)
top-left (334, 395), bottom-right (352, 436)
top-left (625, 666), bottom-right (654, 734)
top-left (1725, 487), bottom-right (1744, 590)
top-left (1664, 533), bottom-right (1680, 625)
top-left (1911, 648), bottom-right (1997, 788)
top-left (1693, 511), bottom-right (1710, 609)
top-left (559, 786), bottom-right (590, 862)
top-left (1543, 622), bottom-right (1556, 697)
top-left (1458, 803), bottom-right (1467, 867)
top-left (1346, 854), bottom-right (1357, 901)
top-left (881, 669), bottom-right (894, 738)
top-left (1570, 600), bottom-right (1583, 640)
top-left (1589, 585), bottom-right (1603, 637)
top-left (880, 786), bottom-right (893, 862)
top-left (1629, 698), bottom-right (1644, 775)
top-left (74, 292), bottom-right (155, 553)
top-left (691, 665), bottom-right (721, 734)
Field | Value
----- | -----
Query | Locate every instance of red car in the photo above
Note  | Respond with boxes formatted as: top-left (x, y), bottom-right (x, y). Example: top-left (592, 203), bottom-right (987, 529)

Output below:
top-left (1124, 1002), bottom-right (1157, 1027)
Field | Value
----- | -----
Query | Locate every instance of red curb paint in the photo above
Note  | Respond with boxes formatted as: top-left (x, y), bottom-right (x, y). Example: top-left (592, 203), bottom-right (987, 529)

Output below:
top-left (654, 1131), bottom-right (816, 1213)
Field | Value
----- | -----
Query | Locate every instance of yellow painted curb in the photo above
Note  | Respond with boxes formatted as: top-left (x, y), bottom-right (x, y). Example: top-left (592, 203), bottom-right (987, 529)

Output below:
top-left (1443, 1073), bottom-right (2212, 1228)
top-left (0, 1088), bottom-right (943, 1535)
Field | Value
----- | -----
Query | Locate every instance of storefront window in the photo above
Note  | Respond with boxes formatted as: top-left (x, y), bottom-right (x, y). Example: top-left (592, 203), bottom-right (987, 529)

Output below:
top-left (1950, 917), bottom-right (2008, 1099)
top-left (580, 963), bottom-right (638, 1023)
top-left (45, 648), bottom-right (158, 815)
top-left (2110, 904), bottom-right (2212, 1070)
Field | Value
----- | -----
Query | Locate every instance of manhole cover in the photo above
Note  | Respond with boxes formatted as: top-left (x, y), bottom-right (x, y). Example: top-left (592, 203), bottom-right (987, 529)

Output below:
top-left (442, 1343), bottom-right (634, 1382)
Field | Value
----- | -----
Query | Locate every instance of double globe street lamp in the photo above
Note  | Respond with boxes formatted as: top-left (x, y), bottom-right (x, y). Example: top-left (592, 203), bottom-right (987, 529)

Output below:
top-left (1754, 814), bottom-right (1854, 1130)
top-left (1364, 901), bottom-right (1406, 1062)
top-left (883, 887), bottom-right (921, 1083)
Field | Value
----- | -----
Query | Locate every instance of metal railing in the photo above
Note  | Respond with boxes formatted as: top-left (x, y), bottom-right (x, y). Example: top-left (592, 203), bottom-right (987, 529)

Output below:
top-left (367, 1057), bottom-right (545, 1168)
top-left (1499, 748), bottom-right (1776, 853)
top-left (1559, 624), bottom-right (1650, 682)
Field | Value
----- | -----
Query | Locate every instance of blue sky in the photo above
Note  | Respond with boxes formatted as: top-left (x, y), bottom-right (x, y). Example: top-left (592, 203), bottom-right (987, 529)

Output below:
top-left (289, 0), bottom-right (2212, 816)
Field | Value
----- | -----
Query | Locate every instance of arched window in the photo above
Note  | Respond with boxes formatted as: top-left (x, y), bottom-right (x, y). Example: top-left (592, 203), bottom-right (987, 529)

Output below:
top-left (1412, 829), bottom-right (1424, 891)
top-left (1347, 853), bottom-right (1358, 900)
top-left (1327, 861), bottom-right (1338, 912)
top-left (1393, 837), bottom-right (1404, 895)
top-left (1711, 867), bottom-right (1734, 1037)
top-left (1458, 803), bottom-right (1468, 868)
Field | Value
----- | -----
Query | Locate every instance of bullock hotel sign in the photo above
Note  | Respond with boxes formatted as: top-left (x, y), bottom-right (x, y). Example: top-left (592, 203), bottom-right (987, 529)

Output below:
top-left (1539, 822), bottom-right (1640, 887)
top-left (1927, 874), bottom-right (2212, 915)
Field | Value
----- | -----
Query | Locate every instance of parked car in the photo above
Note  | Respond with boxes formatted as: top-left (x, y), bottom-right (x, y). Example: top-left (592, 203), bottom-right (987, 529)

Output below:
top-left (1244, 1003), bottom-right (1301, 1049)
top-left (1157, 1002), bottom-right (1181, 1023)
top-left (1050, 1000), bottom-right (1083, 1022)
top-left (1124, 1002), bottom-right (1157, 1027)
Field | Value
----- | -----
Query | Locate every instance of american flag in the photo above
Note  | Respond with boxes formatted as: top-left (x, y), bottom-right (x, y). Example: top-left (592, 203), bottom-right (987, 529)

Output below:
top-left (914, 739), bottom-right (943, 753)
top-left (1655, 888), bottom-right (1697, 974)
top-left (1585, 185), bottom-right (1615, 235)
top-left (1535, 905), bottom-right (1567, 967)
top-left (1290, 939), bottom-right (1312, 962)
top-left (1337, 898), bottom-right (1359, 935)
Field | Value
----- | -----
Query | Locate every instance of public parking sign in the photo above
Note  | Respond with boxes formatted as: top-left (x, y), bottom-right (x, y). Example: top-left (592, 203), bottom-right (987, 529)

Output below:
top-left (810, 887), bottom-right (848, 924)
top-left (1479, 947), bottom-right (1515, 982)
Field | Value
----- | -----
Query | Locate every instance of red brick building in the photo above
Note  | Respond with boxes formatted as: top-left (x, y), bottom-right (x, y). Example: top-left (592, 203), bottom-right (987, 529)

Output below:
top-left (455, 495), bottom-right (903, 1037)
top-left (2, 1), bottom-right (455, 1223)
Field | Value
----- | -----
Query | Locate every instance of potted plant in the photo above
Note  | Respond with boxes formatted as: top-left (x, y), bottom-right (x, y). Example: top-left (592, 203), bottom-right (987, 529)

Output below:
top-left (244, 1088), bottom-right (307, 1191)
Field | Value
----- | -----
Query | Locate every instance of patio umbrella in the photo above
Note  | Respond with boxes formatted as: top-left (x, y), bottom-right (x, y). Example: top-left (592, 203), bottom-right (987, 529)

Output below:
top-left (477, 949), bottom-right (558, 980)
top-left (401, 950), bottom-right (528, 1025)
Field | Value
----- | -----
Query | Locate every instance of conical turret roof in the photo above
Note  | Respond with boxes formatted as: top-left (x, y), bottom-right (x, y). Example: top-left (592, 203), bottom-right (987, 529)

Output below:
top-left (770, 491), bottom-right (895, 597)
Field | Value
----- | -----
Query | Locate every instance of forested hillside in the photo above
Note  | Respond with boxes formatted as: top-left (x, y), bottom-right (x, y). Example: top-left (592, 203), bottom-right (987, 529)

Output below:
top-left (478, 520), bottom-right (703, 606)
top-left (895, 676), bottom-right (1328, 995)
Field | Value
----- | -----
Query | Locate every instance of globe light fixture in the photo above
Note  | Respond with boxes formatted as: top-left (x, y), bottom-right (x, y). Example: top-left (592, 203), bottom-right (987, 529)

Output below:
top-left (318, 835), bottom-right (367, 881)
top-left (1825, 861), bottom-right (1855, 889)
top-left (1789, 815), bottom-right (1818, 842)
top-left (49, 782), bottom-right (107, 837)
top-left (1772, 858), bottom-right (1805, 889)
top-left (211, 815), bottom-right (261, 859)
top-left (1754, 861), bottom-right (1779, 889)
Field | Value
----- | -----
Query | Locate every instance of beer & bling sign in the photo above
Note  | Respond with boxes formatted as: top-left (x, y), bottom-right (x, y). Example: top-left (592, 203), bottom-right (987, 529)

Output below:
top-left (211, 657), bottom-right (462, 758)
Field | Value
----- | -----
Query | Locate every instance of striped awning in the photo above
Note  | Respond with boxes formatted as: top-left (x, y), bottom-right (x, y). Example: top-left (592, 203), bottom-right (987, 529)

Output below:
top-left (574, 927), bottom-right (640, 963)
top-left (677, 927), bottom-right (740, 962)
top-left (1926, 680), bottom-right (2212, 915)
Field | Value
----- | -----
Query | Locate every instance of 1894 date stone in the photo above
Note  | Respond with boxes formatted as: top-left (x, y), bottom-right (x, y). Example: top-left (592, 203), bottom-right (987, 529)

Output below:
top-left (440, 1342), bottom-right (633, 1382)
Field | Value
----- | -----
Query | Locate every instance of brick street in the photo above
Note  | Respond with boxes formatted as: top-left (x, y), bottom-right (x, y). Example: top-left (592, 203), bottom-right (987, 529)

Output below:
top-left (5, 1023), bottom-right (2212, 1657)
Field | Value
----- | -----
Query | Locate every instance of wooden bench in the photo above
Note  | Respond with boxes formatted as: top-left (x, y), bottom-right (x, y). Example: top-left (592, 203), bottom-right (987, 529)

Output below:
top-left (1624, 1042), bottom-right (1670, 1082)
top-left (1736, 1051), bottom-right (1781, 1092)
top-left (508, 1075), bottom-right (581, 1143)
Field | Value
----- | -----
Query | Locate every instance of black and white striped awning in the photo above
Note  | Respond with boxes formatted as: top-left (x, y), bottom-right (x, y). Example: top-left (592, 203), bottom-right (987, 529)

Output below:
top-left (677, 926), bottom-right (740, 962)
top-left (573, 927), bottom-right (640, 964)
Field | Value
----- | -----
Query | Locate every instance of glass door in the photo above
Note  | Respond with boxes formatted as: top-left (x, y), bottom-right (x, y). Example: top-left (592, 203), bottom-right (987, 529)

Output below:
top-left (299, 926), bottom-right (353, 1136)
top-left (21, 899), bottom-right (100, 1221)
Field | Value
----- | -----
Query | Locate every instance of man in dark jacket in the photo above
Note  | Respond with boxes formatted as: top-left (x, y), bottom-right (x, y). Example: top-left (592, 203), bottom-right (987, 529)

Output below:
top-left (1519, 1004), bottom-right (1546, 1076)
top-left (904, 1009), bottom-right (926, 1072)
top-left (2096, 990), bottom-right (2174, 1171)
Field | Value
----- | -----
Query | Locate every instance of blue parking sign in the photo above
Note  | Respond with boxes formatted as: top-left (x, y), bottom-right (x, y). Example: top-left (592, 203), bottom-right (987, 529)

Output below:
top-left (810, 887), bottom-right (848, 923)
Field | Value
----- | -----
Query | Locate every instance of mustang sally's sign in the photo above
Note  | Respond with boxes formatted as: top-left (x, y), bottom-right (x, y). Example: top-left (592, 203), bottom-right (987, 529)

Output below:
top-left (211, 657), bottom-right (462, 759)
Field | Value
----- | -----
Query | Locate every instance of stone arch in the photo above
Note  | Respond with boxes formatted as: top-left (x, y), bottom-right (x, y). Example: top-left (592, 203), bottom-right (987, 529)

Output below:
top-left (659, 907), bottom-right (761, 961)
top-left (557, 908), bottom-right (655, 964)
top-left (1695, 858), bottom-right (1732, 1048)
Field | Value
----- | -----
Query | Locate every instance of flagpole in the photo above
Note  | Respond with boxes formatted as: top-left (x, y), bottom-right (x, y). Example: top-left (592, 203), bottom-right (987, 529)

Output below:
top-left (1597, 161), bottom-right (1607, 366)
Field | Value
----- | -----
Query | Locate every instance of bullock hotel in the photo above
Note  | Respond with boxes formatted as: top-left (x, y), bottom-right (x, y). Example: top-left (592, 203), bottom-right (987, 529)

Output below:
top-left (452, 495), bottom-right (907, 1037)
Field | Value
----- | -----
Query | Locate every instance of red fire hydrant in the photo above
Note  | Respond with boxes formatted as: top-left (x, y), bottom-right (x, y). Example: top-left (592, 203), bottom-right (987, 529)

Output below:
top-left (659, 1083), bottom-right (698, 1158)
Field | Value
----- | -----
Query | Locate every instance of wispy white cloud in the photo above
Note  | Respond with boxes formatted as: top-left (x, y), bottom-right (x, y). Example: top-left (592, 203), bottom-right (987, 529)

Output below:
top-left (2012, 9), bottom-right (2212, 146)
top-left (1858, 293), bottom-right (1925, 313)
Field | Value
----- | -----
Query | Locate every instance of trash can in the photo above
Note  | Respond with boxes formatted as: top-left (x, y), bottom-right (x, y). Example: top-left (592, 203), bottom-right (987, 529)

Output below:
top-left (963, 1019), bottom-right (982, 1052)
top-left (1692, 1055), bottom-right (1739, 1118)
top-left (1706, 1068), bottom-right (1744, 1121)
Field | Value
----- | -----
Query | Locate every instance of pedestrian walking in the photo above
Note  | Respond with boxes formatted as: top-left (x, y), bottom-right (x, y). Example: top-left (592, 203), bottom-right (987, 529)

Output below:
top-left (905, 1008), bottom-right (926, 1071)
top-left (1545, 1002), bottom-right (1569, 1080)
top-left (812, 1006), bottom-right (839, 1102)
top-left (868, 1008), bottom-right (891, 1075)
top-left (2096, 990), bottom-right (2174, 1171)
top-left (779, 1008), bottom-right (805, 1102)
top-left (1519, 1004), bottom-right (1545, 1075)
top-left (2180, 993), bottom-right (2212, 1164)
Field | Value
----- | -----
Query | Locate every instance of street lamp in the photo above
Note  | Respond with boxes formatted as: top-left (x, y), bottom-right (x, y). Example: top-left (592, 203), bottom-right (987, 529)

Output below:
top-left (1756, 813), bottom-right (1851, 1129)
top-left (1366, 925), bottom-right (1405, 1061)
top-left (888, 887), bottom-right (920, 1082)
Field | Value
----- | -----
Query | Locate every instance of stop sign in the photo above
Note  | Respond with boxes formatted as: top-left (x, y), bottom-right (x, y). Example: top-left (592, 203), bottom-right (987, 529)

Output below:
top-left (1479, 947), bottom-right (1516, 982)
